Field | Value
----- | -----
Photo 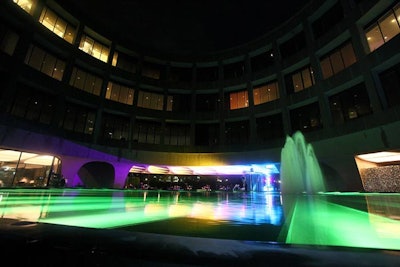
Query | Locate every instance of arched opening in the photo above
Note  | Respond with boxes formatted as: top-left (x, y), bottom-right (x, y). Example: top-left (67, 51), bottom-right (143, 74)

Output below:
top-left (78, 161), bottom-right (115, 188)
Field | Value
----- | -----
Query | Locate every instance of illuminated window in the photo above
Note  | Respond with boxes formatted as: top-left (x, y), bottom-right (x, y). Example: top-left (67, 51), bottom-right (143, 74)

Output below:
top-left (137, 91), bottom-right (164, 110)
top-left (365, 3), bottom-right (400, 51)
top-left (320, 42), bottom-right (356, 79)
top-left (69, 67), bottom-right (102, 96)
top-left (106, 81), bottom-right (134, 105)
top-left (253, 81), bottom-right (279, 105)
top-left (24, 44), bottom-right (65, 81)
top-left (13, 0), bottom-right (37, 14)
top-left (0, 148), bottom-right (60, 187)
top-left (79, 34), bottom-right (109, 63)
top-left (39, 7), bottom-right (76, 44)
top-left (229, 90), bottom-right (249, 110)
top-left (285, 66), bottom-right (315, 94)
top-left (111, 51), bottom-right (118, 66)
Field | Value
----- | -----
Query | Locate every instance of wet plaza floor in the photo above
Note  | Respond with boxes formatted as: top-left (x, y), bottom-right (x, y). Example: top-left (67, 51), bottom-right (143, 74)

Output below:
top-left (1, 189), bottom-right (400, 266)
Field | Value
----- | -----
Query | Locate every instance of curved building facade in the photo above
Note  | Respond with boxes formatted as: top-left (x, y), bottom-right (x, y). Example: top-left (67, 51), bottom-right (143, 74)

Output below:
top-left (1, 0), bottom-right (400, 191)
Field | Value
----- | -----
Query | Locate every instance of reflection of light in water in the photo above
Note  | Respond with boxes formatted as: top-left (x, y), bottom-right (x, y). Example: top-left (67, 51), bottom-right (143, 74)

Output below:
top-left (4, 192), bottom-right (265, 226)
top-left (168, 204), bottom-right (191, 217)
top-left (2, 205), bottom-right (42, 221)
top-left (3, 189), bottom-right (399, 250)
top-left (144, 203), bottom-right (166, 215)
top-left (265, 193), bottom-right (282, 225)
top-left (284, 195), bottom-right (400, 250)
top-left (366, 195), bottom-right (400, 239)
top-left (190, 203), bottom-right (216, 220)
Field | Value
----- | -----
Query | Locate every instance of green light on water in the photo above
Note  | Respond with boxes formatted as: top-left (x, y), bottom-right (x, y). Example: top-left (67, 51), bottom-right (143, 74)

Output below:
top-left (284, 197), bottom-right (400, 250)
top-left (2, 189), bottom-right (400, 251)
top-left (0, 191), bottom-right (181, 229)
top-left (39, 209), bottom-right (169, 228)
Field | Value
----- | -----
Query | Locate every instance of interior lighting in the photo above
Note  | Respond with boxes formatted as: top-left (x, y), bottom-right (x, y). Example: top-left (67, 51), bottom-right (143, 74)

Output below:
top-left (356, 151), bottom-right (400, 163)
top-left (0, 150), bottom-right (37, 162)
top-left (147, 165), bottom-right (169, 174)
top-left (24, 155), bottom-right (54, 165)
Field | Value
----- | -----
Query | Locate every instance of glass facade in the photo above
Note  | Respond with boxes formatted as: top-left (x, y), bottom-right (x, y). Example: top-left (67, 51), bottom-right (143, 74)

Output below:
top-left (69, 67), bottom-right (102, 96)
top-left (106, 81), bottom-right (135, 105)
top-left (320, 42), bottom-right (357, 79)
top-left (13, 0), bottom-right (37, 14)
top-left (365, 3), bottom-right (400, 51)
top-left (24, 44), bottom-right (65, 80)
top-left (79, 33), bottom-right (110, 63)
top-left (0, 148), bottom-right (61, 187)
top-left (229, 90), bottom-right (249, 110)
top-left (253, 81), bottom-right (279, 105)
top-left (39, 7), bottom-right (76, 44)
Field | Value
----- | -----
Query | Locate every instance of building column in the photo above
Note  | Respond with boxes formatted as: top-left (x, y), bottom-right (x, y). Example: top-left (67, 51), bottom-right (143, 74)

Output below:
top-left (302, 17), bottom-right (334, 134)
top-left (273, 40), bottom-right (291, 135)
top-left (244, 53), bottom-right (257, 144)
top-left (218, 60), bottom-right (225, 146)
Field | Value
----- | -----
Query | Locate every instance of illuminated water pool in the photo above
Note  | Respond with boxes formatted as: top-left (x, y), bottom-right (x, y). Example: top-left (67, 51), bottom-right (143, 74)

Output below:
top-left (1, 188), bottom-right (400, 251)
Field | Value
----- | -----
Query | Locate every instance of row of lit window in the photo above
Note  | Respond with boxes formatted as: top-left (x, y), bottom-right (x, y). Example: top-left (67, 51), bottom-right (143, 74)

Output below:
top-left (6, 79), bottom-right (376, 147)
top-left (10, 0), bottom-right (351, 111)
top-left (320, 42), bottom-right (356, 79)
top-left (106, 82), bottom-right (134, 105)
top-left (11, 0), bottom-right (397, 89)
top-left (78, 34), bottom-right (109, 63)
top-left (22, 42), bottom-right (282, 111)
top-left (39, 7), bottom-right (75, 44)
top-left (15, 0), bottom-right (400, 73)
top-left (24, 45), bottom-right (65, 80)
top-left (8, 0), bottom-right (395, 114)
top-left (0, 26), bottom-right (357, 115)
top-left (20, 42), bottom-right (356, 112)
top-left (13, 0), bottom-right (35, 14)
top-left (366, 3), bottom-right (400, 51)
top-left (20, 39), bottom-right (353, 111)
top-left (8, 0), bottom-right (344, 82)
top-left (5, 0), bottom-right (396, 147)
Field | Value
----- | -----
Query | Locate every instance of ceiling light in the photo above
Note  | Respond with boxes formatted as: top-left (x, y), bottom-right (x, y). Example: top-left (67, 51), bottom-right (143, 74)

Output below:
top-left (357, 151), bottom-right (400, 163)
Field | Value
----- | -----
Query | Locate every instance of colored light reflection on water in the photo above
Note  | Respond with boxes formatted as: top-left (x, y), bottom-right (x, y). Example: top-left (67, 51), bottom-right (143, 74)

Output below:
top-left (1, 189), bottom-right (400, 251)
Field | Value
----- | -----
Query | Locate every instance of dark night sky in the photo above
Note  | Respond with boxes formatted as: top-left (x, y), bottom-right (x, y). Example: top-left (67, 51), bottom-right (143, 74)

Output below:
top-left (56, 0), bottom-right (310, 57)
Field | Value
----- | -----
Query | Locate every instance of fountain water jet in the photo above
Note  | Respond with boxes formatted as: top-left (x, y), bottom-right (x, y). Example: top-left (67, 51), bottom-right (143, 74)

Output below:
top-left (280, 131), bottom-right (325, 194)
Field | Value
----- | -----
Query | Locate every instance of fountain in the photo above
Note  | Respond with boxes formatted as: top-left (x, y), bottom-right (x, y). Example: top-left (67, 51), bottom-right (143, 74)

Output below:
top-left (280, 131), bottom-right (325, 194)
